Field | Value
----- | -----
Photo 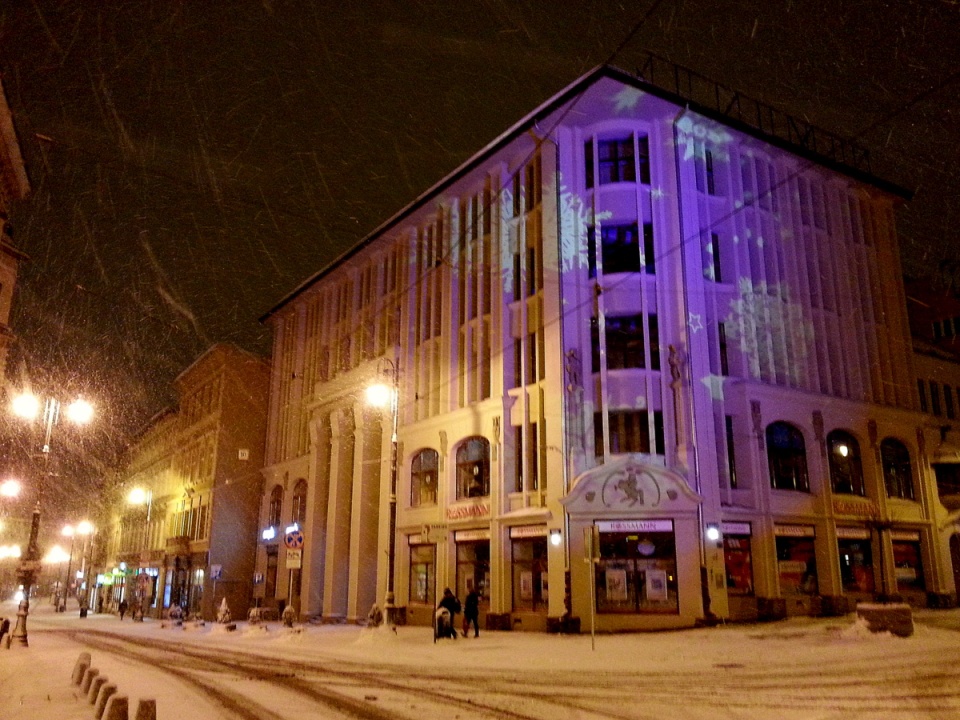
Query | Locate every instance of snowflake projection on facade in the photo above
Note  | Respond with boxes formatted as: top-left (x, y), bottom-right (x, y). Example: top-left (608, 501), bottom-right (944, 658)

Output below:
top-left (701, 374), bottom-right (726, 401)
top-left (675, 115), bottom-right (734, 162)
top-left (725, 278), bottom-right (814, 385)
top-left (557, 174), bottom-right (610, 274)
top-left (651, 186), bottom-right (665, 200)
top-left (611, 86), bottom-right (645, 113)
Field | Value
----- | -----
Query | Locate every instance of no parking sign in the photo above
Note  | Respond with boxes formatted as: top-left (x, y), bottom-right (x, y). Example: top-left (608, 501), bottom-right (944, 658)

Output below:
top-left (284, 529), bottom-right (304, 549)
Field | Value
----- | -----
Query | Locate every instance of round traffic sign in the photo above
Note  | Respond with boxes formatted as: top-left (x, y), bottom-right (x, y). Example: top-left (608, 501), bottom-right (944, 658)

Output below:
top-left (284, 530), bottom-right (304, 549)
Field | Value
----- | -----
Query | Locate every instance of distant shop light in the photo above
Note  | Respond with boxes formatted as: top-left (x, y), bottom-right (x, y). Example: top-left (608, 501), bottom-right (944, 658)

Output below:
top-left (262, 526), bottom-right (276, 541)
top-left (284, 523), bottom-right (300, 534)
top-left (549, 529), bottom-right (563, 547)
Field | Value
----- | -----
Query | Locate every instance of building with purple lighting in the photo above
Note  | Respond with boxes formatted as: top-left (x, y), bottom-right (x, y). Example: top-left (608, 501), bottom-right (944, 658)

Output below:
top-left (256, 63), bottom-right (958, 631)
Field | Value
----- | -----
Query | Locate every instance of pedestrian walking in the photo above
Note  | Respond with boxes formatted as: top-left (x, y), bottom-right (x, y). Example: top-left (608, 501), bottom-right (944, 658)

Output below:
top-left (0, 616), bottom-right (9, 646)
top-left (463, 587), bottom-right (480, 637)
top-left (118, 599), bottom-right (128, 620)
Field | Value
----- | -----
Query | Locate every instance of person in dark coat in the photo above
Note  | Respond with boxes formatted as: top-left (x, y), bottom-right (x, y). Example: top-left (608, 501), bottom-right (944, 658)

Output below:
top-left (463, 588), bottom-right (480, 638)
top-left (118, 599), bottom-right (128, 620)
top-left (436, 588), bottom-right (461, 639)
top-left (0, 616), bottom-right (9, 646)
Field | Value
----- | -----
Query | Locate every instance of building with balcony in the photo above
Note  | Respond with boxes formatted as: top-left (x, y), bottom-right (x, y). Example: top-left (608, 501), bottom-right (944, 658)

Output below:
top-left (257, 61), bottom-right (956, 631)
top-left (104, 344), bottom-right (268, 620)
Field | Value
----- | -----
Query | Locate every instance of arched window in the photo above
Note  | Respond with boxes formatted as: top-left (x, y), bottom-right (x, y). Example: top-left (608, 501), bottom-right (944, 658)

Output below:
top-left (291, 479), bottom-right (308, 525)
top-left (268, 484), bottom-right (283, 527)
top-left (766, 422), bottom-right (809, 491)
top-left (827, 430), bottom-right (865, 496)
top-left (881, 438), bottom-right (915, 500)
top-left (411, 449), bottom-right (438, 507)
top-left (456, 437), bottom-right (490, 499)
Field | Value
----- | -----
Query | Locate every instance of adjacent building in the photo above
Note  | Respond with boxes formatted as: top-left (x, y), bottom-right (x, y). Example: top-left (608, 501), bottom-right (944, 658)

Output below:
top-left (255, 61), bottom-right (957, 632)
top-left (103, 344), bottom-right (268, 621)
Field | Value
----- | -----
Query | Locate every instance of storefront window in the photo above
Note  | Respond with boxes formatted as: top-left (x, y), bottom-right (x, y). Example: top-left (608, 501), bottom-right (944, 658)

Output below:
top-left (827, 430), bottom-right (865, 496)
top-left (408, 543), bottom-right (436, 606)
top-left (511, 536), bottom-right (548, 612)
top-left (892, 539), bottom-right (924, 591)
top-left (723, 535), bottom-right (754, 596)
top-left (776, 533), bottom-right (817, 595)
top-left (595, 522), bottom-right (678, 614)
top-left (456, 540), bottom-right (490, 604)
top-left (838, 536), bottom-right (874, 593)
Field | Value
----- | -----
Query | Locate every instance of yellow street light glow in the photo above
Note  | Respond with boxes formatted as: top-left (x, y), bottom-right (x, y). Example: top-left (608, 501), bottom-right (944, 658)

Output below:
top-left (62, 525), bottom-right (75, 538)
top-left (365, 383), bottom-right (393, 408)
top-left (128, 488), bottom-right (148, 505)
top-left (0, 479), bottom-right (21, 498)
top-left (0, 545), bottom-right (22, 560)
top-left (11, 393), bottom-right (39, 419)
top-left (76, 520), bottom-right (94, 535)
top-left (44, 545), bottom-right (71, 564)
top-left (66, 399), bottom-right (94, 424)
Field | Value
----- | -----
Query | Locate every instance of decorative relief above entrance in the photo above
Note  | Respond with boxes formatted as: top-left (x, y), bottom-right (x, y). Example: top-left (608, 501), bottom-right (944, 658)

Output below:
top-left (561, 455), bottom-right (701, 516)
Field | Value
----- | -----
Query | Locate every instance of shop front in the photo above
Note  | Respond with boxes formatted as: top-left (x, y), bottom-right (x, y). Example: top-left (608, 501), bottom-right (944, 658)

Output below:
top-left (774, 524), bottom-right (817, 616)
top-left (562, 456), bottom-right (704, 631)
top-left (890, 529), bottom-right (926, 604)
top-left (455, 529), bottom-right (490, 628)
top-left (721, 521), bottom-right (755, 620)
top-left (836, 526), bottom-right (874, 601)
top-left (509, 525), bottom-right (549, 631)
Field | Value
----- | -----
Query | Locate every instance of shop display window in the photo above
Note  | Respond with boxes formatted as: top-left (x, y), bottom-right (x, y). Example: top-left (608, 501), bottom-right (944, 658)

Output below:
top-left (511, 537), bottom-right (548, 612)
top-left (723, 536), bottom-right (754, 596)
top-left (408, 543), bottom-right (436, 606)
top-left (776, 535), bottom-right (818, 595)
top-left (838, 538), bottom-right (874, 593)
top-left (892, 540), bottom-right (925, 591)
top-left (595, 530), bottom-right (678, 614)
top-left (456, 540), bottom-right (490, 605)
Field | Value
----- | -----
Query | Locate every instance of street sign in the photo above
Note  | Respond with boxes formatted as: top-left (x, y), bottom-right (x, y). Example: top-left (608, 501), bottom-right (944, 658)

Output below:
top-left (284, 529), bottom-right (304, 549)
top-left (209, 564), bottom-right (223, 580)
top-left (286, 548), bottom-right (302, 569)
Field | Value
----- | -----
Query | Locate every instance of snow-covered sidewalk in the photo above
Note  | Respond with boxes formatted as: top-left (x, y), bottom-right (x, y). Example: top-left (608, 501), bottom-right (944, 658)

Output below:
top-left (3, 598), bottom-right (960, 720)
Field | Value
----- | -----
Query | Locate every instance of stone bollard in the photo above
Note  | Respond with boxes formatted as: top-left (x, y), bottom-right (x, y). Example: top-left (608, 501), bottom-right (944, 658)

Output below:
top-left (103, 695), bottom-right (128, 720)
top-left (80, 667), bottom-right (100, 694)
top-left (134, 698), bottom-right (157, 720)
top-left (71, 652), bottom-right (92, 685)
top-left (856, 602), bottom-right (914, 637)
top-left (88, 675), bottom-right (108, 703)
top-left (95, 684), bottom-right (118, 720)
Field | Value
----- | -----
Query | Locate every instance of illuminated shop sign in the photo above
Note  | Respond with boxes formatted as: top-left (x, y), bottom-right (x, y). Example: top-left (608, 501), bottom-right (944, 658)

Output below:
top-left (890, 530), bottom-right (921, 542)
top-left (836, 527), bottom-right (871, 540)
top-left (454, 529), bottom-right (491, 542)
top-left (596, 519), bottom-right (673, 533)
top-left (509, 525), bottom-right (548, 539)
top-left (832, 499), bottom-right (880, 518)
top-left (446, 503), bottom-right (491, 521)
top-left (721, 522), bottom-right (751, 536)
top-left (774, 524), bottom-right (815, 537)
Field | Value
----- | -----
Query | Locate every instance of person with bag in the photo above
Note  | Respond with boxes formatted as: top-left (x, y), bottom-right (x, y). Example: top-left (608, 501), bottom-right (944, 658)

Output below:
top-left (436, 587), bottom-right (461, 639)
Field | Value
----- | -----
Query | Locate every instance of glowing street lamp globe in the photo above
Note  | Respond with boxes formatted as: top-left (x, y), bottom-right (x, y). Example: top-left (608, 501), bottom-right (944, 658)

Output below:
top-left (66, 399), bottom-right (94, 424)
top-left (365, 383), bottom-right (393, 408)
top-left (128, 488), bottom-right (149, 506)
top-left (11, 393), bottom-right (39, 420)
top-left (0, 479), bottom-right (21, 498)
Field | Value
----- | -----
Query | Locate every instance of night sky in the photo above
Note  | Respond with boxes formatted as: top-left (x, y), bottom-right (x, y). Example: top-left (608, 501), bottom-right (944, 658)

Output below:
top-left (0, 0), bottom-right (958, 517)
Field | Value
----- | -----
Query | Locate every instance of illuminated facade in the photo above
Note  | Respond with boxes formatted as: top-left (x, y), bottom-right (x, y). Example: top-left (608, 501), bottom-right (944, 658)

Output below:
top-left (258, 64), bottom-right (956, 631)
top-left (0, 78), bottom-right (30, 381)
top-left (104, 344), bottom-right (268, 621)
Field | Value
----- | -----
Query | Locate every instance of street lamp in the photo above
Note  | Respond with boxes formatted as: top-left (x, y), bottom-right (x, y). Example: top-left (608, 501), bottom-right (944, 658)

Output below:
top-left (8, 392), bottom-right (94, 646)
top-left (128, 487), bottom-right (153, 522)
top-left (366, 358), bottom-right (399, 629)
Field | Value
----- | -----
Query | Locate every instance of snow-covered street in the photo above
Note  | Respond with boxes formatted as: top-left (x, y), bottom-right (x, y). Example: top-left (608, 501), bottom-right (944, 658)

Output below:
top-left (2, 599), bottom-right (960, 719)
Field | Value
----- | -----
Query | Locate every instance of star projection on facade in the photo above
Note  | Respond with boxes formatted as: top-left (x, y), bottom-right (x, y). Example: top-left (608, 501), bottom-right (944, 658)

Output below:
top-left (688, 313), bottom-right (704, 333)
top-left (651, 187), bottom-right (665, 200)
top-left (701, 374), bottom-right (727, 401)
top-left (726, 277), bottom-right (814, 384)
top-left (611, 86), bottom-right (644, 113)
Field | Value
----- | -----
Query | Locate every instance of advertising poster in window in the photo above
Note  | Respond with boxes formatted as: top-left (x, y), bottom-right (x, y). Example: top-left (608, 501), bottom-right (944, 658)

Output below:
top-left (723, 536), bottom-right (754, 595)
top-left (645, 569), bottom-right (668, 602)
top-left (605, 568), bottom-right (628, 601)
top-left (520, 571), bottom-right (533, 600)
top-left (776, 536), bottom-right (817, 595)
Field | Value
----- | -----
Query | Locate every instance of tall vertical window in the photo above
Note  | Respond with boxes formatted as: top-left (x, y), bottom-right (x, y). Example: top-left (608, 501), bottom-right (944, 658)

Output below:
top-left (589, 223), bottom-right (641, 276)
top-left (598, 137), bottom-right (635, 184)
top-left (410, 449), bottom-right (439, 507)
top-left (931, 381), bottom-right (942, 416)
top-left (595, 410), bottom-right (665, 456)
top-left (456, 437), bottom-right (490, 499)
top-left (946, 385), bottom-right (955, 419)
top-left (918, 379), bottom-right (928, 412)
top-left (642, 223), bottom-right (655, 274)
top-left (766, 422), bottom-right (809, 491)
top-left (827, 430), bottom-right (865, 496)
top-left (718, 322), bottom-right (729, 376)
top-left (291, 479), bottom-right (308, 525)
top-left (268, 485), bottom-right (283, 527)
top-left (881, 438), bottom-right (915, 500)
top-left (725, 415), bottom-right (738, 489)
top-left (408, 544), bottom-right (436, 606)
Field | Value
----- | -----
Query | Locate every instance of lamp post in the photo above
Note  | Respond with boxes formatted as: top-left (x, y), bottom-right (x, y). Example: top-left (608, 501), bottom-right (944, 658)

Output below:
top-left (366, 358), bottom-right (399, 629)
top-left (8, 393), bottom-right (94, 646)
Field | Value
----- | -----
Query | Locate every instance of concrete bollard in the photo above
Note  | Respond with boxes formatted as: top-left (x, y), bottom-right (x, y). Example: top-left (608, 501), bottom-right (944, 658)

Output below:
top-left (95, 684), bottom-right (118, 720)
top-left (134, 698), bottom-right (157, 720)
top-left (88, 675), bottom-right (108, 703)
top-left (80, 667), bottom-right (100, 694)
top-left (103, 695), bottom-right (128, 720)
top-left (71, 652), bottom-right (92, 685)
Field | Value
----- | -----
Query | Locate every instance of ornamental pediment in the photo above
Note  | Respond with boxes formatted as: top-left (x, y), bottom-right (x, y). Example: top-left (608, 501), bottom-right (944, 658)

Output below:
top-left (560, 455), bottom-right (701, 516)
